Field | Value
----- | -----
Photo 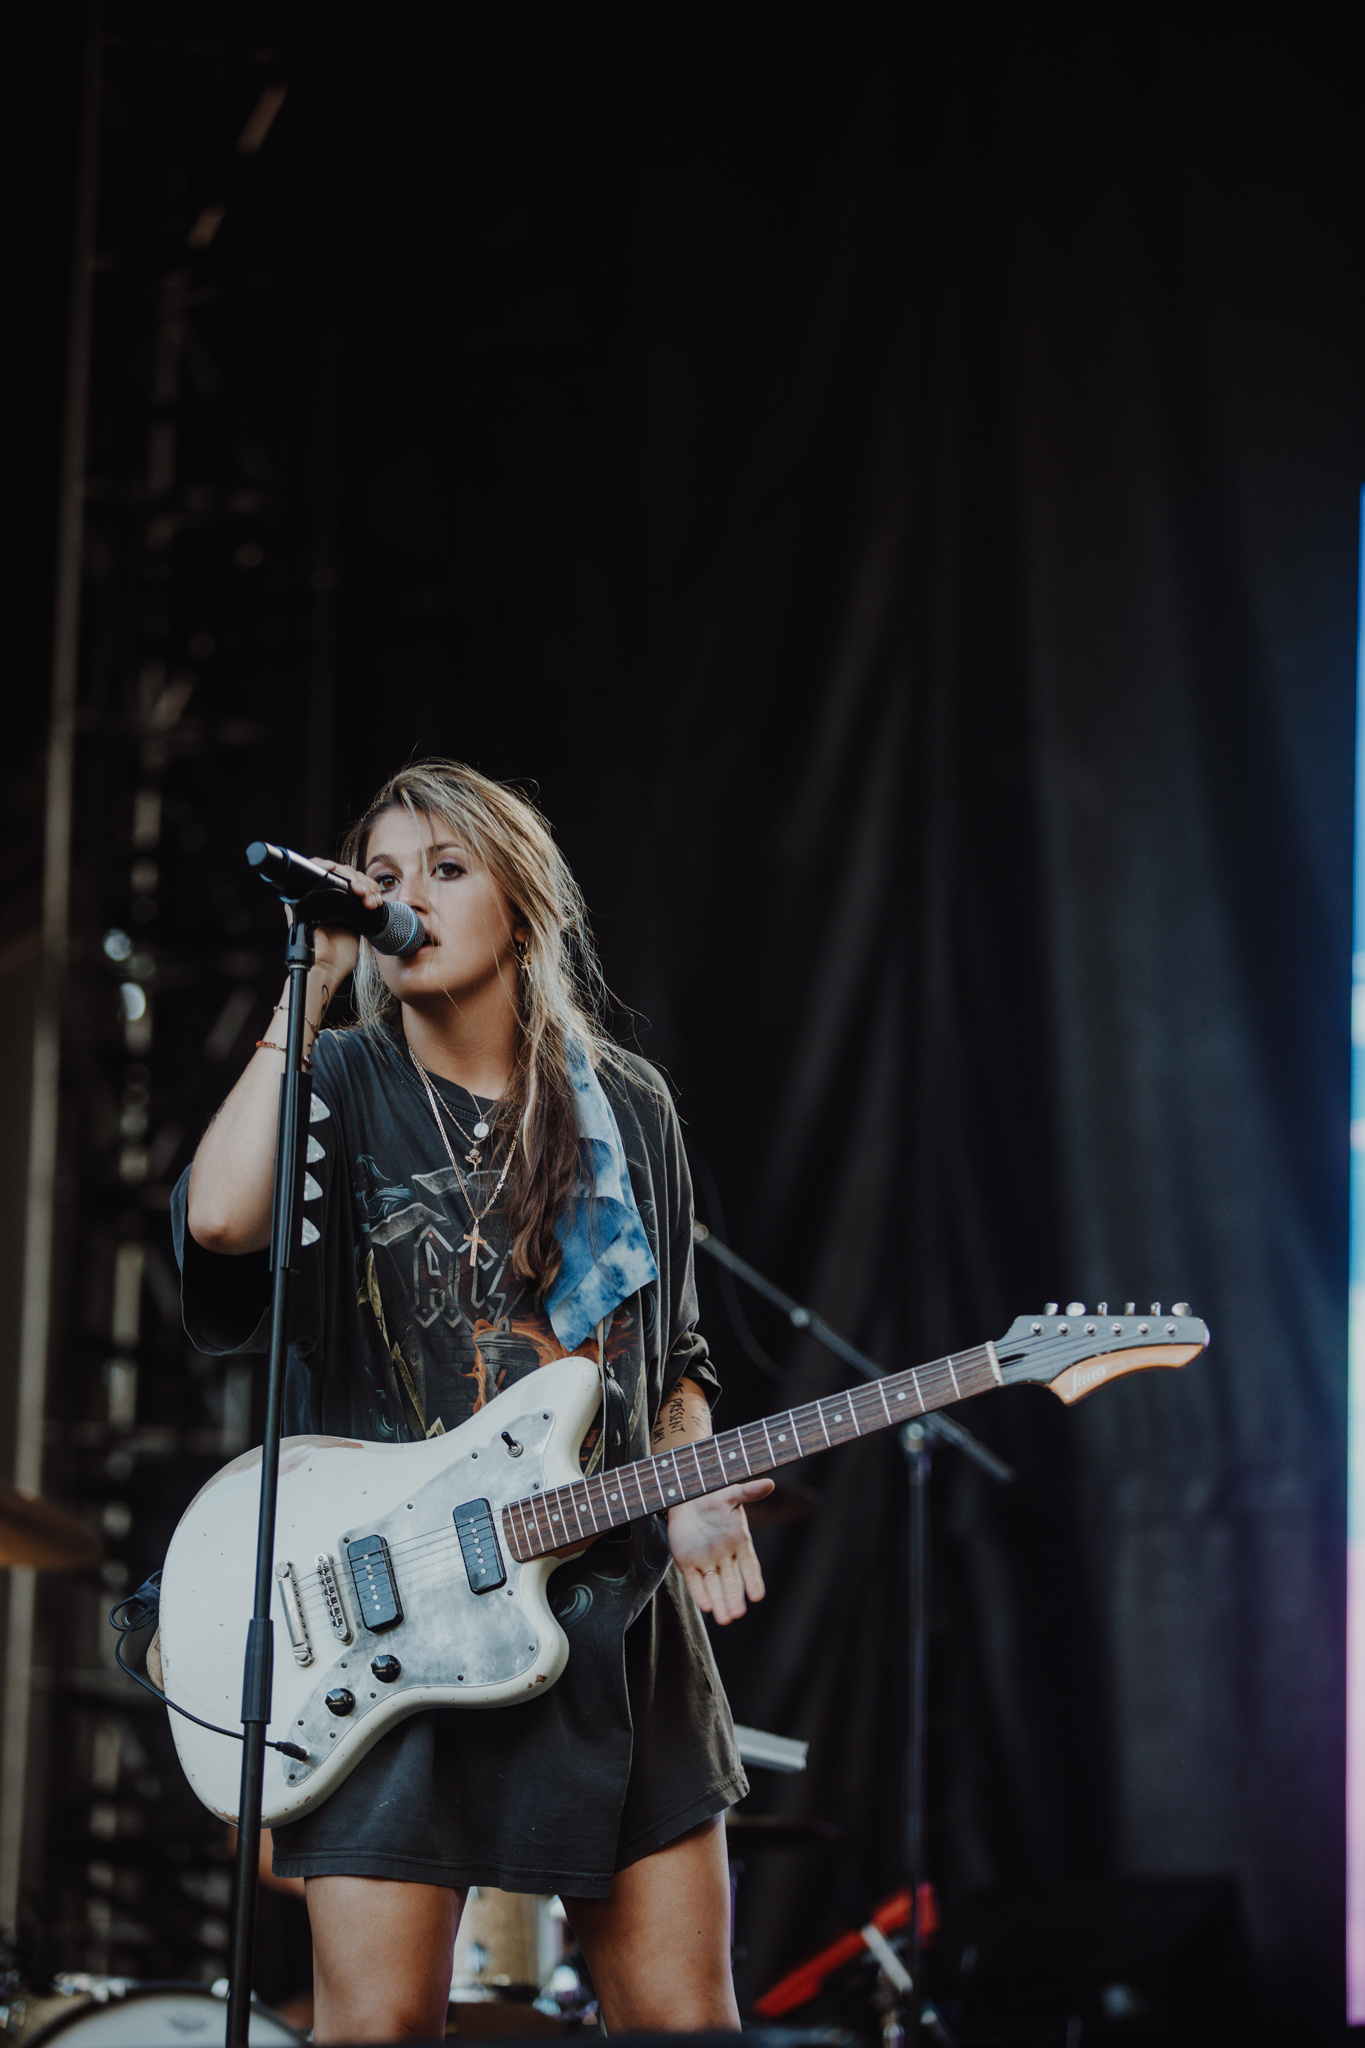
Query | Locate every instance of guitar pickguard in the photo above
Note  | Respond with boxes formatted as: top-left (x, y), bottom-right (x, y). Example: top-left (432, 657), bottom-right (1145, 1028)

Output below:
top-left (280, 1409), bottom-right (558, 1793)
top-left (158, 1358), bottom-right (603, 1825)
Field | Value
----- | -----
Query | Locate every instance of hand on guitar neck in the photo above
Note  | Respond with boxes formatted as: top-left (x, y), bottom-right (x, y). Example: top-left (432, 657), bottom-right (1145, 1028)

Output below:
top-left (653, 1376), bottom-right (774, 1625)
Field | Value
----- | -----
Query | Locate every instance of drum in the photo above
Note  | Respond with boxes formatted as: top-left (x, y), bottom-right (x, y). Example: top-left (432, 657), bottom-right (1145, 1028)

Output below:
top-left (21, 1984), bottom-right (300, 2045)
top-left (450, 1888), bottom-right (566, 2036)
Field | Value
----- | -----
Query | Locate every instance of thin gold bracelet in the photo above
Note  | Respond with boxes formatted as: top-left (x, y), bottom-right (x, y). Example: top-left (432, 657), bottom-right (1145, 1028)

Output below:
top-left (269, 1004), bottom-right (322, 1047)
top-left (255, 1039), bottom-right (312, 1070)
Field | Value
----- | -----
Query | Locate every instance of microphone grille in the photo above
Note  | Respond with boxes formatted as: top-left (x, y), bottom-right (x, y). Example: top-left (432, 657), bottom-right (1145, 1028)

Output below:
top-left (372, 900), bottom-right (425, 957)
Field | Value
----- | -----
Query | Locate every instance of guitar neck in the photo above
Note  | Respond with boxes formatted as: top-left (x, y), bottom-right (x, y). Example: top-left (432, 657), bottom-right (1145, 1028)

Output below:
top-left (501, 1342), bottom-right (1002, 1563)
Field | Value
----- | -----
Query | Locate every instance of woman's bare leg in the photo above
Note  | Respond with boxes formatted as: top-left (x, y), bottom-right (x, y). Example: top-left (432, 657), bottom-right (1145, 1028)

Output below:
top-left (563, 1816), bottom-right (739, 2032)
top-left (306, 1874), bottom-right (462, 2043)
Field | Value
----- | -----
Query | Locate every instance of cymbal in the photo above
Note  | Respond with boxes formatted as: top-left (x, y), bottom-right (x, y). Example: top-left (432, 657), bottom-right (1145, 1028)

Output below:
top-left (724, 1813), bottom-right (843, 1851)
top-left (0, 1485), bottom-right (103, 1570)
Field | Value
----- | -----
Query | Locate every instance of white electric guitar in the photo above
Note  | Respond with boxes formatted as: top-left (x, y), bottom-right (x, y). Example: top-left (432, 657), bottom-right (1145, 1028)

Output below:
top-left (157, 1303), bottom-right (1207, 1825)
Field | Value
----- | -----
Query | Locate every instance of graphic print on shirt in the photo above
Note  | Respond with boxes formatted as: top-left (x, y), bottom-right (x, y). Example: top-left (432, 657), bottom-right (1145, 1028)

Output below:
top-left (351, 1151), bottom-right (641, 1447)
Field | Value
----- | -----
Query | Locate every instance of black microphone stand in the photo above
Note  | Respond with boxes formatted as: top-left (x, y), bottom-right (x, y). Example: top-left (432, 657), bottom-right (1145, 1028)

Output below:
top-left (224, 889), bottom-right (329, 2048)
top-left (692, 1227), bottom-right (1014, 2048)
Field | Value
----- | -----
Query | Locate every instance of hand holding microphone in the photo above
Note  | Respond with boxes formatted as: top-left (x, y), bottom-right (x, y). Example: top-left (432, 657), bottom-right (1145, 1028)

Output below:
top-left (246, 842), bottom-right (426, 957)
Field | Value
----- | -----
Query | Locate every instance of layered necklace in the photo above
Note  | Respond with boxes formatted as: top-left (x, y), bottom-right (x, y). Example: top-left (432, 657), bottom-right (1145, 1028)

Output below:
top-left (408, 1045), bottom-right (514, 1273)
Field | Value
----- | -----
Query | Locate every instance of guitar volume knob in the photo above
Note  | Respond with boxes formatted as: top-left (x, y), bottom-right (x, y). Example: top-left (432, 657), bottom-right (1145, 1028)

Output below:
top-left (325, 1688), bottom-right (356, 1716)
top-left (371, 1655), bottom-right (401, 1683)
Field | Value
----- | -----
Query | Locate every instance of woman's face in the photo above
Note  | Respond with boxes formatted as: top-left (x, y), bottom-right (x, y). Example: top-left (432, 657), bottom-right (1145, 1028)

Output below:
top-left (362, 806), bottom-right (522, 1012)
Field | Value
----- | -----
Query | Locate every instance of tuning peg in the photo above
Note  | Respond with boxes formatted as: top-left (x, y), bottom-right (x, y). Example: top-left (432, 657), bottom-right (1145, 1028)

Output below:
top-left (1124, 1302), bottom-right (1136, 1315)
top-left (1172, 1301), bottom-right (1190, 1316)
top-left (1044, 1301), bottom-right (1059, 1315)
top-left (1150, 1302), bottom-right (1161, 1315)
top-left (1065, 1301), bottom-right (1085, 1316)
top-left (1096, 1301), bottom-right (1108, 1315)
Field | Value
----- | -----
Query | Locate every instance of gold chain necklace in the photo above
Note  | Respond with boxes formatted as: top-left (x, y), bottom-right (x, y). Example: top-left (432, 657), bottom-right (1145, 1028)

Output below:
top-left (429, 1085), bottom-right (496, 1168)
top-left (408, 1047), bottom-right (515, 1272)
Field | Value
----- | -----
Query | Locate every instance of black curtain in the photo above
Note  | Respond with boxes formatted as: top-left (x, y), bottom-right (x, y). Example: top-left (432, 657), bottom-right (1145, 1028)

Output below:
top-left (289, 8), bottom-right (1360, 2028)
top-left (27, 1), bottom-right (1356, 2027)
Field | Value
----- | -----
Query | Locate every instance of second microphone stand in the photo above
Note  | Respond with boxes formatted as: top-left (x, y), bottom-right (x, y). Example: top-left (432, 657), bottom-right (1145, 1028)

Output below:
top-left (693, 1226), bottom-right (1014, 2047)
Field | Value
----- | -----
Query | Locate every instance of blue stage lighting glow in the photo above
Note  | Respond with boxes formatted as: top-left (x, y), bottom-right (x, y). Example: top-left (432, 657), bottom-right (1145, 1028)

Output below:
top-left (1349, 486), bottom-right (1365, 2023)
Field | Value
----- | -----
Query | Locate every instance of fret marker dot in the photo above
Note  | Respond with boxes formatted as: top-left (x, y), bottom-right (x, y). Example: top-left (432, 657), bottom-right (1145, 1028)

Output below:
top-left (897, 1393), bottom-right (905, 1400)
top-left (778, 1433), bottom-right (787, 1441)
top-left (668, 1489), bottom-right (677, 1498)
top-left (728, 1452), bottom-right (736, 1460)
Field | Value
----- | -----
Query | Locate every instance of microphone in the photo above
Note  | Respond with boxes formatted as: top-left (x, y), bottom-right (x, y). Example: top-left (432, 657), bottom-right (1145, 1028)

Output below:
top-left (246, 842), bottom-right (426, 957)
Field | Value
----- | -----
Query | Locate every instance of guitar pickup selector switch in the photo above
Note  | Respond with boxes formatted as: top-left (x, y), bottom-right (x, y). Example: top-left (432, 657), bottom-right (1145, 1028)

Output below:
top-left (346, 1533), bottom-right (403, 1631)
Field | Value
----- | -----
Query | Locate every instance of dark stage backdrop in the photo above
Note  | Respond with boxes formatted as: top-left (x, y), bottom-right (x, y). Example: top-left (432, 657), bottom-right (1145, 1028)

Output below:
top-left (298, 15), bottom-right (1360, 2027)
top-left (20, 3), bottom-right (1364, 2032)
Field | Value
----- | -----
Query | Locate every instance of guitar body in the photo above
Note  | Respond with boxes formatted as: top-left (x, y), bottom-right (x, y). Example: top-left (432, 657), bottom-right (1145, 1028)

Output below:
top-left (155, 1300), bottom-right (1208, 1829)
top-left (158, 1357), bottom-right (602, 1826)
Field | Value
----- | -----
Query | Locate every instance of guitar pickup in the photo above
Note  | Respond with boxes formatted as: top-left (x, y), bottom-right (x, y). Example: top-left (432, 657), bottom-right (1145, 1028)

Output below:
top-left (346, 1533), bottom-right (402, 1632)
top-left (453, 1498), bottom-right (506, 1594)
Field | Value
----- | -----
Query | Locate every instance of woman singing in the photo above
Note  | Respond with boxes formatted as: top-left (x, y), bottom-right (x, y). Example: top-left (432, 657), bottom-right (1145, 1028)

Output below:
top-left (175, 760), bottom-right (771, 2042)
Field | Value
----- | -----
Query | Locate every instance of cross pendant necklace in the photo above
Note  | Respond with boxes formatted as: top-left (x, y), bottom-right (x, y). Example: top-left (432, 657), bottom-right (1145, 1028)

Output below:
top-left (408, 1046), bottom-right (516, 1282)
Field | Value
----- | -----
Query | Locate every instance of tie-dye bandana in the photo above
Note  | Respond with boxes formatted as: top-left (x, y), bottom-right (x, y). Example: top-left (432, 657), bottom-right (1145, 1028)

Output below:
top-left (544, 1039), bottom-right (659, 1351)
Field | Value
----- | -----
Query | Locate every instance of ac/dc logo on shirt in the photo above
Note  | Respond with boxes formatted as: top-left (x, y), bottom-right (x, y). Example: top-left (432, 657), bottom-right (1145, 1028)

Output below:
top-left (353, 1151), bottom-right (640, 1453)
top-left (361, 1165), bottom-right (513, 1330)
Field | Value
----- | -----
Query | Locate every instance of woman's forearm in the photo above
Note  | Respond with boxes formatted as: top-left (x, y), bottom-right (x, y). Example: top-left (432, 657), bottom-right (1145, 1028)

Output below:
top-left (657, 1374), bottom-right (771, 1623)
top-left (185, 964), bottom-right (334, 1253)
top-left (650, 1374), bottom-right (713, 1451)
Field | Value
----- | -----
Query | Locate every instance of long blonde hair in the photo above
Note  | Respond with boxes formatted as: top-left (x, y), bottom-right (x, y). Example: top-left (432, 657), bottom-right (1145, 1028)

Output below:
top-left (340, 760), bottom-right (622, 1288)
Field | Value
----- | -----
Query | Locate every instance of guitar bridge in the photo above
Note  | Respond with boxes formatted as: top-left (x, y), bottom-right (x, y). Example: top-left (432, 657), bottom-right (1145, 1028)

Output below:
top-left (453, 1498), bottom-right (506, 1593)
top-left (274, 1561), bottom-right (313, 1666)
top-left (346, 1533), bottom-right (403, 1632)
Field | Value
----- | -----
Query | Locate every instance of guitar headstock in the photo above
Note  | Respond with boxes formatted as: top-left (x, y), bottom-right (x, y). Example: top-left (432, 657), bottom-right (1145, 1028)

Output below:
top-left (993, 1302), bottom-right (1208, 1404)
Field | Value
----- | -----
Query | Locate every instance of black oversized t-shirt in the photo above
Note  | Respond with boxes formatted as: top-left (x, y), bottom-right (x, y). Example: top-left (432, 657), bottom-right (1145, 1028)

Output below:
top-left (171, 1029), bottom-right (745, 1894)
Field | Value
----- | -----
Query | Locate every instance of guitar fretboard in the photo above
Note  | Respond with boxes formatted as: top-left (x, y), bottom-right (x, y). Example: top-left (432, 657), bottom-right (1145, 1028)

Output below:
top-left (501, 1343), bottom-right (1000, 1563)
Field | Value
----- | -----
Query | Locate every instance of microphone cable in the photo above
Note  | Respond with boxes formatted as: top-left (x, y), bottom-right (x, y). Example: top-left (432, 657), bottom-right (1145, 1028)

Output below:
top-left (108, 1573), bottom-right (308, 1763)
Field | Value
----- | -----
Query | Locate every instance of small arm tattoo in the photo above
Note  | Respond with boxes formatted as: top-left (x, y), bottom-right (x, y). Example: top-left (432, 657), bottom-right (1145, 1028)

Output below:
top-left (650, 1389), bottom-right (689, 1448)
